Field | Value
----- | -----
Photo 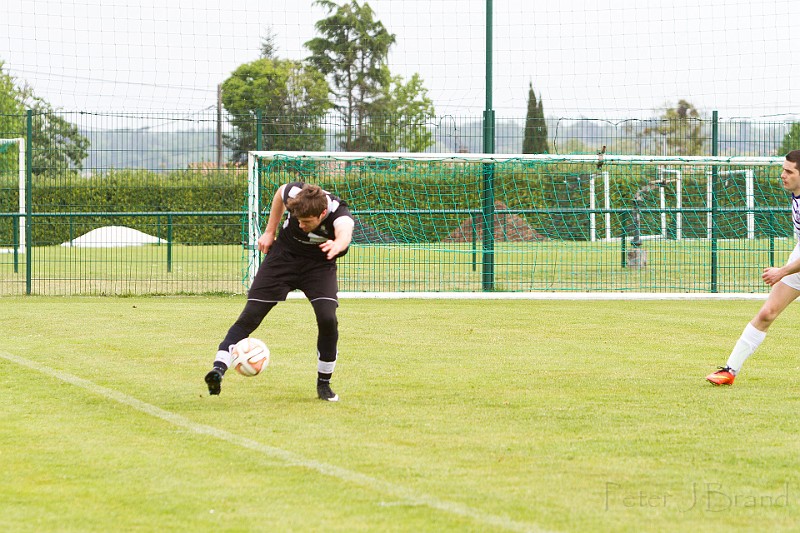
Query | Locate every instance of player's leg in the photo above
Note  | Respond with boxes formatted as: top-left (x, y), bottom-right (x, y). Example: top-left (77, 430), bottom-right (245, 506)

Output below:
top-left (707, 279), bottom-right (800, 385)
top-left (311, 298), bottom-right (339, 401)
top-left (302, 261), bottom-right (340, 401)
top-left (205, 248), bottom-right (295, 395)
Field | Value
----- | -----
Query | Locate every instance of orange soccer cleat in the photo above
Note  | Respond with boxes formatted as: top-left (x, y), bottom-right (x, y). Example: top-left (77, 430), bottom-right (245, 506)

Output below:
top-left (706, 367), bottom-right (736, 385)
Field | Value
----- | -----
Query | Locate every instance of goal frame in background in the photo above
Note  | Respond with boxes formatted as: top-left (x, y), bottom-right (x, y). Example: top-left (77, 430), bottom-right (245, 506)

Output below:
top-left (247, 151), bottom-right (785, 298)
top-left (0, 138), bottom-right (26, 254)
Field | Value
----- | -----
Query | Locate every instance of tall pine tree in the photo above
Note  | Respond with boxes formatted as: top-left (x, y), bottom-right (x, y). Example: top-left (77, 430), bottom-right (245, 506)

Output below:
top-left (522, 82), bottom-right (548, 153)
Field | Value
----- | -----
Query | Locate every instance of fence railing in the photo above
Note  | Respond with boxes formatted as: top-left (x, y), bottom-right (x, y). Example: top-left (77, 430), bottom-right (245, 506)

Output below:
top-left (1, 111), bottom-right (797, 295)
top-left (3, 203), bottom-right (791, 295)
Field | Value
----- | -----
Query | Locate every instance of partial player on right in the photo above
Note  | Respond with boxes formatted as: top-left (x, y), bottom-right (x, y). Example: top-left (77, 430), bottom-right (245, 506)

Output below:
top-left (706, 150), bottom-right (800, 385)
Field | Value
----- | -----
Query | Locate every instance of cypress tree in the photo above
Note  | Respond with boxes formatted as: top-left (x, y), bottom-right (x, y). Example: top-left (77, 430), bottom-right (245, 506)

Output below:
top-left (535, 96), bottom-right (548, 153)
top-left (522, 82), bottom-right (548, 153)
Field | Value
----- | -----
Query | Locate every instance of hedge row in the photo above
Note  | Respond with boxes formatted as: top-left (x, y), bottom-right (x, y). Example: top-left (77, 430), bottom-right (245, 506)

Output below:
top-left (0, 165), bottom-right (793, 246)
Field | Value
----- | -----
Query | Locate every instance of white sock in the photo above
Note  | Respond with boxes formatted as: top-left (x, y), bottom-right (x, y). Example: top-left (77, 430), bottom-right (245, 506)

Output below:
top-left (317, 358), bottom-right (337, 375)
top-left (214, 349), bottom-right (233, 368)
top-left (725, 323), bottom-right (766, 374)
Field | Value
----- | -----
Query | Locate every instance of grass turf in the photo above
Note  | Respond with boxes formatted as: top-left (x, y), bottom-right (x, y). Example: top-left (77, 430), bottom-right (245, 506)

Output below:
top-left (1, 296), bottom-right (798, 532)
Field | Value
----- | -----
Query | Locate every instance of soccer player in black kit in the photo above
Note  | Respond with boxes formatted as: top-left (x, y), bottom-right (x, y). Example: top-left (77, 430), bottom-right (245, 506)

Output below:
top-left (205, 182), bottom-right (354, 401)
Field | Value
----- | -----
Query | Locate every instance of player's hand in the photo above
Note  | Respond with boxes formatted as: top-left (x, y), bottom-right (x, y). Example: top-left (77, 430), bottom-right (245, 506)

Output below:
top-left (319, 239), bottom-right (344, 260)
top-left (257, 232), bottom-right (275, 254)
top-left (762, 267), bottom-right (785, 286)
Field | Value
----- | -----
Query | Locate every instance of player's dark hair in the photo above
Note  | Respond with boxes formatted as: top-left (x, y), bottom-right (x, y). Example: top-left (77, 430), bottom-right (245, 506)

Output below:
top-left (786, 150), bottom-right (800, 168)
top-left (286, 184), bottom-right (328, 218)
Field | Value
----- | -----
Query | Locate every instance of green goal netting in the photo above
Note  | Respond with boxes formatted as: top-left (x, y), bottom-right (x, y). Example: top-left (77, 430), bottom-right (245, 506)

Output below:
top-left (249, 152), bottom-right (787, 295)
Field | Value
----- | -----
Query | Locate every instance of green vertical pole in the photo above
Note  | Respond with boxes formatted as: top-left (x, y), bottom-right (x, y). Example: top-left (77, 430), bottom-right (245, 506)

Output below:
top-left (472, 214), bottom-right (477, 272)
top-left (25, 110), bottom-right (33, 295)
top-left (768, 212), bottom-right (775, 267)
top-left (256, 110), bottom-right (263, 262)
top-left (256, 109), bottom-right (263, 151)
top-left (481, 0), bottom-right (495, 291)
top-left (621, 216), bottom-right (627, 267)
top-left (167, 214), bottom-right (173, 273)
top-left (710, 110), bottom-right (719, 293)
top-left (12, 216), bottom-right (19, 273)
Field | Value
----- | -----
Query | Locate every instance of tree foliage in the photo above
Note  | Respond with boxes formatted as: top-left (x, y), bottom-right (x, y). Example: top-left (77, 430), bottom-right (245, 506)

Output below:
top-left (0, 61), bottom-right (89, 175)
top-left (0, 62), bottom-right (25, 133)
top-left (306, 0), bottom-right (434, 152)
top-left (776, 122), bottom-right (800, 156)
top-left (366, 73), bottom-right (435, 152)
top-left (522, 83), bottom-right (548, 154)
top-left (220, 57), bottom-right (331, 163)
top-left (641, 99), bottom-right (704, 156)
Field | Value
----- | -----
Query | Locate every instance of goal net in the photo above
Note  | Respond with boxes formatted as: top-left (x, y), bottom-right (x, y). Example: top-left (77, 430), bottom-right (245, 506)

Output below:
top-left (248, 152), bottom-right (786, 295)
top-left (0, 138), bottom-right (26, 255)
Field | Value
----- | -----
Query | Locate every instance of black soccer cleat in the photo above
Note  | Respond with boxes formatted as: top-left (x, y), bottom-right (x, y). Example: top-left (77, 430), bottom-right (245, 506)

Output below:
top-left (317, 381), bottom-right (339, 402)
top-left (205, 369), bottom-right (223, 395)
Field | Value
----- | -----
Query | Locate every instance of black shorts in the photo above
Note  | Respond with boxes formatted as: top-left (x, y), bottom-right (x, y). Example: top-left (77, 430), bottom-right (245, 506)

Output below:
top-left (248, 244), bottom-right (338, 303)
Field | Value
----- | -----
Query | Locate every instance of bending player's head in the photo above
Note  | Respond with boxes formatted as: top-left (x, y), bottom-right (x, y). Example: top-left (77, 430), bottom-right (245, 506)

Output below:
top-left (287, 184), bottom-right (328, 233)
top-left (287, 184), bottom-right (328, 218)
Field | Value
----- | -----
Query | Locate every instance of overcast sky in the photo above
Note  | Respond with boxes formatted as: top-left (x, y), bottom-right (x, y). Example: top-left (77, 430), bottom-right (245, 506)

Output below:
top-left (1, 0), bottom-right (796, 120)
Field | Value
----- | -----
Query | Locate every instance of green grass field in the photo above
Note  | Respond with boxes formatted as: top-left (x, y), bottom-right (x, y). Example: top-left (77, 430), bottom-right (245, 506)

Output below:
top-left (2, 296), bottom-right (798, 532)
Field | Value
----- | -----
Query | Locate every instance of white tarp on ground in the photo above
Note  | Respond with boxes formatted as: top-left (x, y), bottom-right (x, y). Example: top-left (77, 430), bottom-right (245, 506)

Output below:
top-left (60, 226), bottom-right (168, 247)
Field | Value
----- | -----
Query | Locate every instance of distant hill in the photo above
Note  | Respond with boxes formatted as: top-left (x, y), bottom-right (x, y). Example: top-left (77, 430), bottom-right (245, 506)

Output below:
top-left (80, 118), bottom-right (790, 171)
top-left (81, 129), bottom-right (229, 172)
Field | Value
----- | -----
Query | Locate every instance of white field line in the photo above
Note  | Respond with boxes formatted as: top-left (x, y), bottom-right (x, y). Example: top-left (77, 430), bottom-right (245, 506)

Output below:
top-left (0, 349), bottom-right (551, 533)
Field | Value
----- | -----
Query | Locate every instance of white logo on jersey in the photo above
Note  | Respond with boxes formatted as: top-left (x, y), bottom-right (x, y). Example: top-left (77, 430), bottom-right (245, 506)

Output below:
top-left (306, 232), bottom-right (328, 244)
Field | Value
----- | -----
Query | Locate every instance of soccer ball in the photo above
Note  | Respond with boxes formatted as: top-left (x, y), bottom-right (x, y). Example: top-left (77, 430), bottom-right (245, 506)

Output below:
top-left (231, 337), bottom-right (270, 377)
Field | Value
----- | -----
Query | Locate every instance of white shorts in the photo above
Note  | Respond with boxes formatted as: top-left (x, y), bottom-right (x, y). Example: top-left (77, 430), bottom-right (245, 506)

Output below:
top-left (781, 245), bottom-right (800, 290)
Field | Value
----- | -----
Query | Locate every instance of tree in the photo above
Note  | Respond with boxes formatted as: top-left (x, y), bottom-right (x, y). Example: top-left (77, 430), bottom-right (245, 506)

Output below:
top-left (368, 73), bottom-right (435, 152)
top-left (259, 28), bottom-right (278, 60)
top-left (522, 82), bottom-right (548, 153)
top-left (306, 0), bottom-right (435, 152)
top-left (220, 57), bottom-right (331, 163)
top-left (776, 122), bottom-right (800, 156)
top-left (0, 62), bottom-right (25, 132)
top-left (641, 99), bottom-right (704, 156)
top-left (0, 61), bottom-right (89, 175)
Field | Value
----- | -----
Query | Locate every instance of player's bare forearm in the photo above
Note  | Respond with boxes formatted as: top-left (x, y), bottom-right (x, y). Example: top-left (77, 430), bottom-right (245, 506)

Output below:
top-left (258, 186), bottom-right (286, 254)
top-left (320, 224), bottom-right (353, 260)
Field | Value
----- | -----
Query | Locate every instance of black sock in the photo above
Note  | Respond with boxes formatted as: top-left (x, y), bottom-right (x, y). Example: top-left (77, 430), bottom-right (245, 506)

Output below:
top-left (213, 361), bottom-right (228, 375)
top-left (317, 372), bottom-right (331, 383)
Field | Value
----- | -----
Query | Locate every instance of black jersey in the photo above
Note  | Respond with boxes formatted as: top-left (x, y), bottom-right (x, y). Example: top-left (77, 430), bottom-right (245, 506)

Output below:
top-left (275, 182), bottom-right (353, 260)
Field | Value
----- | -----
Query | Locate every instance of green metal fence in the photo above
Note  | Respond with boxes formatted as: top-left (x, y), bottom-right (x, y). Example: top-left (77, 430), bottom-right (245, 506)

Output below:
top-left (0, 110), bottom-right (797, 295)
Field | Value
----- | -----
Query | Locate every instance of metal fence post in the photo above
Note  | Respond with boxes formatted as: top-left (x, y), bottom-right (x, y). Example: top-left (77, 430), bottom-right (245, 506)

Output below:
top-left (481, 0), bottom-right (495, 291)
top-left (710, 110), bottom-right (719, 293)
top-left (12, 216), bottom-right (19, 273)
top-left (25, 110), bottom-right (32, 295)
top-left (167, 214), bottom-right (173, 273)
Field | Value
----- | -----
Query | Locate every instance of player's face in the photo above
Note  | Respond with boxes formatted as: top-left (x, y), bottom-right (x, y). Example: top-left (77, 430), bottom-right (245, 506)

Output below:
top-left (780, 160), bottom-right (800, 194)
top-left (296, 211), bottom-right (327, 233)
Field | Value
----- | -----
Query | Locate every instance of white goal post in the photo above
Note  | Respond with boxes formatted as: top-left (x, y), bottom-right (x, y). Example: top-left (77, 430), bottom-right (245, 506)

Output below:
top-left (0, 138), bottom-right (26, 254)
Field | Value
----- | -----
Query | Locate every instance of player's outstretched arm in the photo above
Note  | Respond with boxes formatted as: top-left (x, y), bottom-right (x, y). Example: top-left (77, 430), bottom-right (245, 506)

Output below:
top-left (320, 218), bottom-right (354, 260)
top-left (258, 185), bottom-right (286, 254)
